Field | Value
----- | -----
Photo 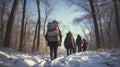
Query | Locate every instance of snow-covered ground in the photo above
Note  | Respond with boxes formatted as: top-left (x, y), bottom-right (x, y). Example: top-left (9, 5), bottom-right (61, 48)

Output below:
top-left (0, 48), bottom-right (120, 67)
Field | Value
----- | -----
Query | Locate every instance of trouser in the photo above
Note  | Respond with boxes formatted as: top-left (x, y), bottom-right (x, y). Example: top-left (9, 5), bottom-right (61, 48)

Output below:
top-left (73, 48), bottom-right (76, 53)
top-left (67, 48), bottom-right (73, 56)
top-left (49, 45), bottom-right (58, 60)
top-left (78, 46), bottom-right (82, 52)
top-left (83, 46), bottom-right (87, 51)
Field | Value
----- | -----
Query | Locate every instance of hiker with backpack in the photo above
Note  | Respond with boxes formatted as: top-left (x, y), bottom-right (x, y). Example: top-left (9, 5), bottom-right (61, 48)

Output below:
top-left (83, 38), bottom-right (88, 51)
top-left (64, 31), bottom-right (75, 56)
top-left (76, 34), bottom-right (82, 52)
top-left (45, 20), bottom-right (62, 60)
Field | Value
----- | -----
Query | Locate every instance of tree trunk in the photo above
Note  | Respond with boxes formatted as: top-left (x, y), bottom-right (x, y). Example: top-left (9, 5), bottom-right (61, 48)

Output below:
top-left (95, 1), bottom-right (105, 48)
top-left (36, 0), bottom-right (41, 51)
top-left (113, 0), bottom-right (120, 42)
top-left (0, 0), bottom-right (6, 46)
top-left (3, 0), bottom-right (20, 47)
top-left (15, 33), bottom-right (18, 49)
top-left (43, 16), bottom-right (48, 52)
top-left (32, 23), bottom-right (38, 51)
top-left (43, 16), bottom-right (47, 36)
top-left (89, 0), bottom-right (101, 49)
top-left (19, 0), bottom-right (26, 51)
top-left (107, 10), bottom-right (113, 48)
top-left (24, 20), bottom-right (28, 47)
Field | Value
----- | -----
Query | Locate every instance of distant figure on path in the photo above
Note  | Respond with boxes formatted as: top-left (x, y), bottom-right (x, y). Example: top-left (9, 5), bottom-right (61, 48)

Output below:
top-left (83, 38), bottom-right (88, 51)
top-left (64, 31), bottom-right (75, 56)
top-left (76, 34), bottom-right (82, 52)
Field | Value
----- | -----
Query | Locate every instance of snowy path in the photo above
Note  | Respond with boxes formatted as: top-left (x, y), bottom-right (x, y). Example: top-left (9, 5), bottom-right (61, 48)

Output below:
top-left (0, 48), bottom-right (120, 67)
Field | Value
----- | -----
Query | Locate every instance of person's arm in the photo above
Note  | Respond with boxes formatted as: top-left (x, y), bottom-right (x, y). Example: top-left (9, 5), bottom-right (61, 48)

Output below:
top-left (59, 29), bottom-right (62, 42)
top-left (64, 37), bottom-right (67, 49)
top-left (73, 38), bottom-right (75, 45)
top-left (86, 40), bottom-right (88, 45)
top-left (45, 33), bottom-right (50, 46)
top-left (45, 32), bottom-right (48, 41)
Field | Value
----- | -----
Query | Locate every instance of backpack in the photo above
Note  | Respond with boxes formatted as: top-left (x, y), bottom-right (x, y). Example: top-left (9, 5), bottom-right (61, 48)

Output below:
top-left (46, 22), bottom-right (60, 42)
top-left (76, 38), bottom-right (82, 46)
top-left (65, 32), bottom-right (74, 45)
top-left (83, 39), bottom-right (88, 46)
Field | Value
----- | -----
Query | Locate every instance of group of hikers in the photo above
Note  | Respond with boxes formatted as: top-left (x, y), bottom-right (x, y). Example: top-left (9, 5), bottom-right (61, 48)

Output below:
top-left (45, 20), bottom-right (88, 60)
top-left (64, 31), bottom-right (88, 56)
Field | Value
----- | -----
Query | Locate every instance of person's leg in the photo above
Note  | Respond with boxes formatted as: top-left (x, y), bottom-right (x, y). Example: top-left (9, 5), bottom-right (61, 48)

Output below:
top-left (83, 46), bottom-right (85, 52)
top-left (73, 44), bottom-right (76, 53)
top-left (84, 46), bottom-right (87, 51)
top-left (78, 46), bottom-right (81, 52)
top-left (80, 45), bottom-right (82, 52)
top-left (78, 46), bottom-right (80, 52)
top-left (70, 49), bottom-right (72, 54)
top-left (69, 45), bottom-right (73, 54)
top-left (49, 46), bottom-right (53, 60)
top-left (73, 48), bottom-right (76, 53)
top-left (67, 48), bottom-right (69, 56)
top-left (54, 45), bottom-right (58, 59)
top-left (77, 46), bottom-right (79, 52)
top-left (81, 45), bottom-right (83, 52)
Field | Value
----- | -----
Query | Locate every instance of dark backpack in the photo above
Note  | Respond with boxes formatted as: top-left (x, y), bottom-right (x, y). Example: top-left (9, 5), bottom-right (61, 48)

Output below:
top-left (76, 38), bottom-right (82, 46)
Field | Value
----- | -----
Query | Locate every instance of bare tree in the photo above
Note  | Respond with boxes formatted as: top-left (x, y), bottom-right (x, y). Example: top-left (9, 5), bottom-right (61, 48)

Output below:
top-left (89, 0), bottom-right (101, 48)
top-left (35, 0), bottom-right (41, 51)
top-left (66, 0), bottom-right (120, 49)
top-left (32, 23), bottom-right (38, 51)
top-left (65, 0), bottom-right (102, 49)
top-left (42, 0), bottom-right (56, 52)
top-left (3, 0), bottom-right (20, 47)
top-left (0, 0), bottom-right (6, 45)
top-left (113, 0), bottom-right (120, 42)
top-left (106, 9), bottom-right (113, 48)
top-left (0, 0), bottom-right (12, 46)
top-left (42, 0), bottom-right (56, 36)
top-left (19, 0), bottom-right (27, 51)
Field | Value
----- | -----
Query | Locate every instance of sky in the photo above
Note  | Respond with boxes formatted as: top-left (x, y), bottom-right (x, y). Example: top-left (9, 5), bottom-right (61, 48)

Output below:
top-left (45, 0), bottom-right (87, 43)
top-left (27, 0), bottom-right (87, 41)
top-left (43, 0), bottom-right (86, 38)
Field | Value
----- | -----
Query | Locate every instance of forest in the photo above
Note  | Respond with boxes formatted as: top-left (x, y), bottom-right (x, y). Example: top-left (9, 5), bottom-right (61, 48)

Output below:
top-left (0, 0), bottom-right (120, 53)
top-left (0, 0), bottom-right (120, 67)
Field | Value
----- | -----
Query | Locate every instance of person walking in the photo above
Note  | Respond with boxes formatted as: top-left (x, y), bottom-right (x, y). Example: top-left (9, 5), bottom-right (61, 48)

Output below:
top-left (76, 34), bottom-right (82, 52)
top-left (83, 38), bottom-right (88, 51)
top-left (64, 31), bottom-right (75, 56)
top-left (45, 20), bottom-right (62, 60)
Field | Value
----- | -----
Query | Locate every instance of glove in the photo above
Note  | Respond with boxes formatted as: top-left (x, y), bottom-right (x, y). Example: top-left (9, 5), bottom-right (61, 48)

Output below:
top-left (58, 41), bottom-right (61, 46)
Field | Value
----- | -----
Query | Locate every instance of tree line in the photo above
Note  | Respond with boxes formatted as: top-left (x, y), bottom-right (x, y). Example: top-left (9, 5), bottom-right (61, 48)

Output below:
top-left (0, 0), bottom-right (120, 53)
top-left (0, 0), bottom-right (54, 53)
top-left (67, 0), bottom-right (120, 49)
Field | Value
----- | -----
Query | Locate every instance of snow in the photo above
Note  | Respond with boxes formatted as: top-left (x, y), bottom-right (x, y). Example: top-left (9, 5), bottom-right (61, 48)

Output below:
top-left (0, 48), bottom-right (120, 67)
